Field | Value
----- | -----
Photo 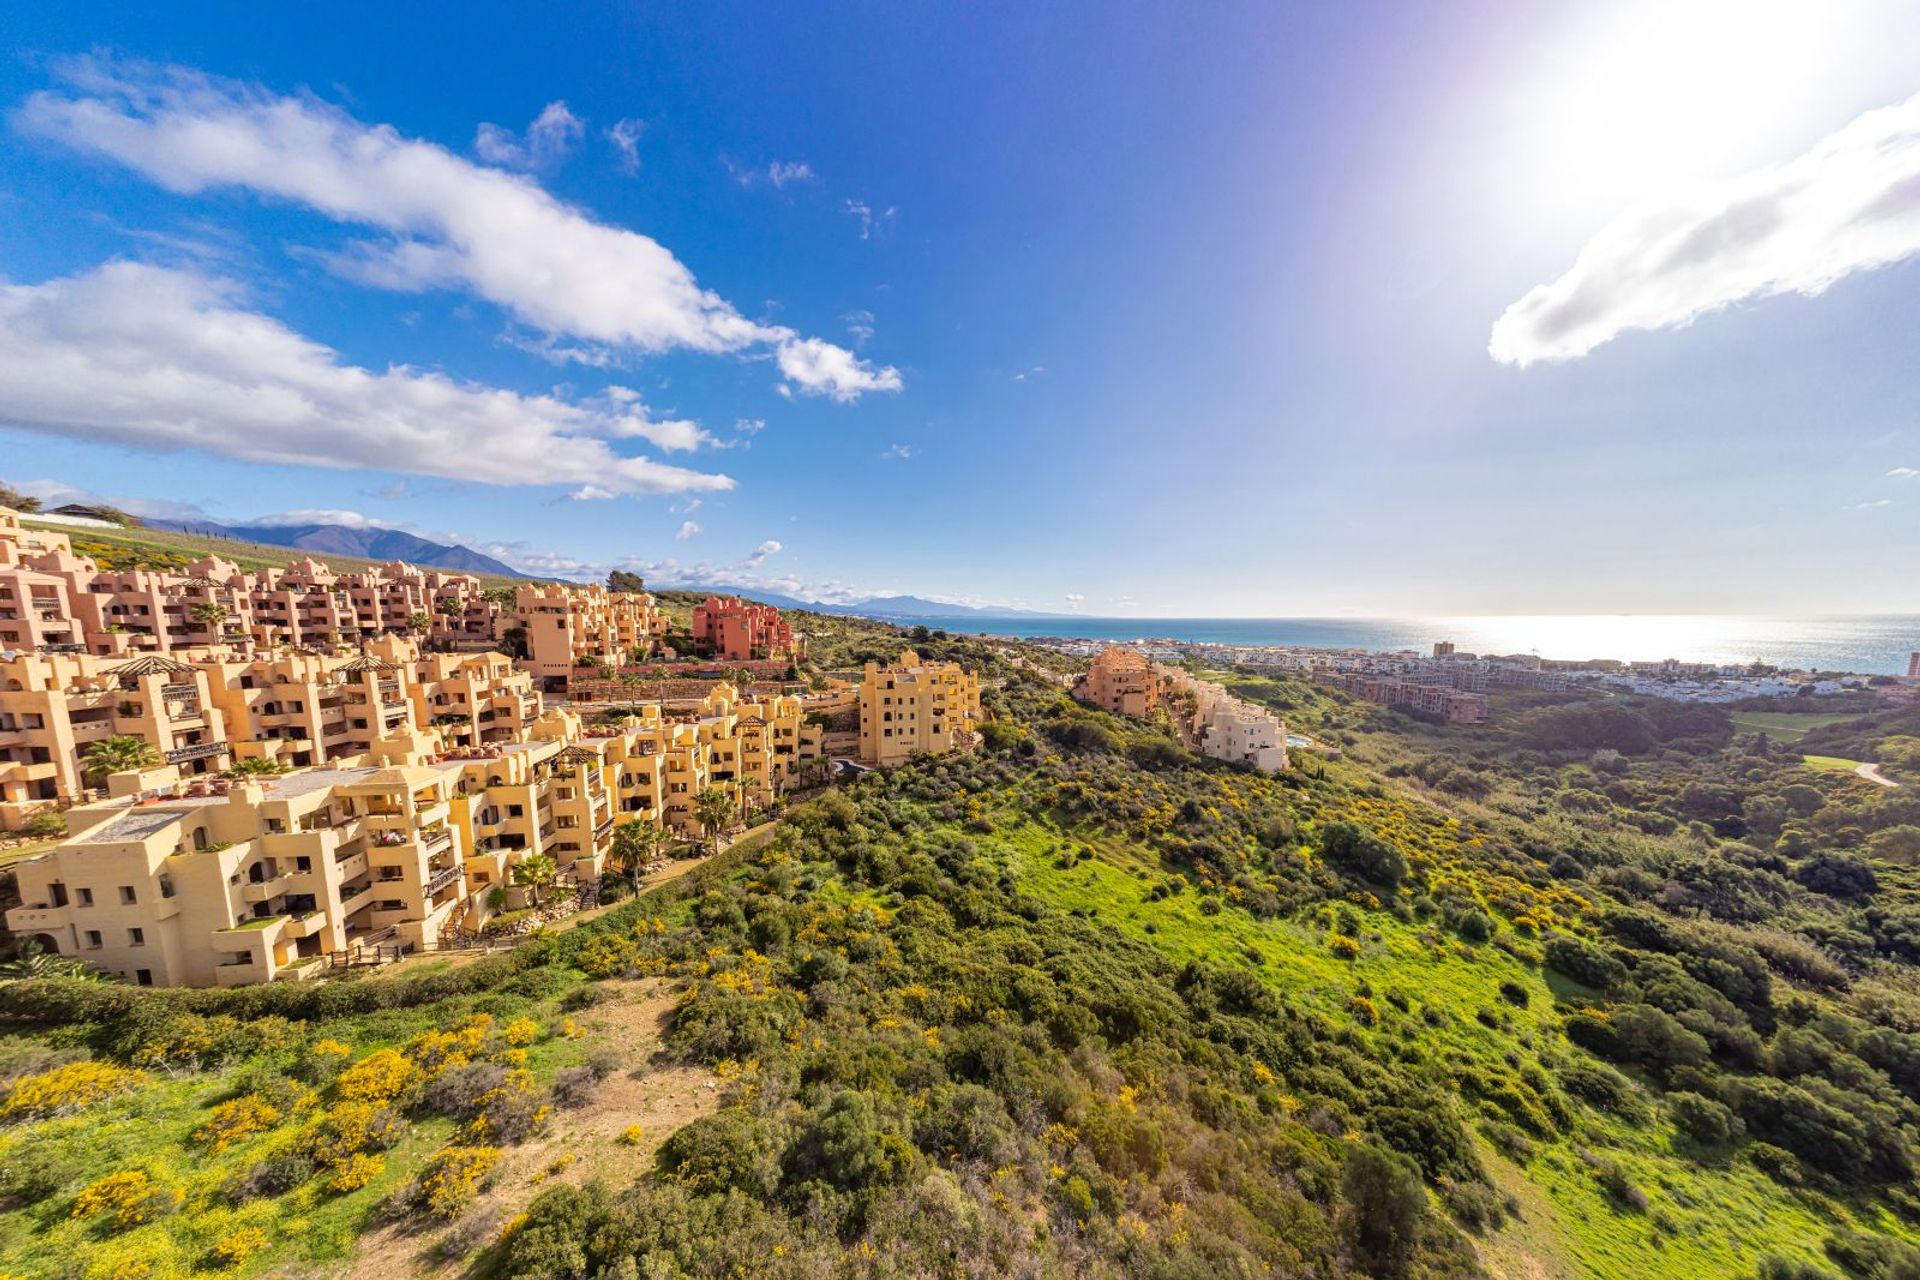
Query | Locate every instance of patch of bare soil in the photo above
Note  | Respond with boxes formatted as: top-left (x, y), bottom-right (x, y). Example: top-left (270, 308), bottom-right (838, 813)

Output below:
top-left (328, 979), bottom-right (721, 1280)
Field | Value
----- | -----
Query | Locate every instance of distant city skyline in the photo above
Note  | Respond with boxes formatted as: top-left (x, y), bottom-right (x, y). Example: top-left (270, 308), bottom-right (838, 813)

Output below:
top-left (4, 2), bottom-right (1920, 615)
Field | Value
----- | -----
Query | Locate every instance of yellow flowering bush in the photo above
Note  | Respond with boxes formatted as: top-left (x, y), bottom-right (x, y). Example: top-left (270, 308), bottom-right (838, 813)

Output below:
top-left (0, 1060), bottom-right (147, 1119)
top-left (619, 1123), bottom-right (645, 1146)
top-left (502, 1017), bottom-right (539, 1047)
top-left (1328, 934), bottom-right (1361, 960)
top-left (72, 1169), bottom-right (180, 1227)
top-left (193, 1092), bottom-right (283, 1152)
top-left (212, 1226), bottom-right (270, 1265)
top-left (414, 1145), bottom-right (500, 1218)
top-left (303, 1102), bottom-right (404, 1168)
top-left (1349, 995), bottom-right (1380, 1026)
top-left (326, 1152), bottom-right (385, 1193)
top-left (334, 1049), bottom-right (416, 1103)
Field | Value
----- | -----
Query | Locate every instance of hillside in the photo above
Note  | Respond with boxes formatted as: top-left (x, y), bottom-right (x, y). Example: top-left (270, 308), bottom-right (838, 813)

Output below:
top-left (19, 517), bottom-right (534, 590)
top-left (147, 520), bottom-right (524, 577)
top-left (4, 627), bottom-right (1920, 1277)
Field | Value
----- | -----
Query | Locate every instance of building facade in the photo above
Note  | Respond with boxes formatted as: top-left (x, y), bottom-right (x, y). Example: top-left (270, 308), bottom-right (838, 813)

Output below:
top-left (514, 582), bottom-right (666, 688)
top-left (857, 650), bottom-right (982, 766)
top-left (1075, 645), bottom-right (1163, 718)
top-left (691, 595), bottom-right (801, 662)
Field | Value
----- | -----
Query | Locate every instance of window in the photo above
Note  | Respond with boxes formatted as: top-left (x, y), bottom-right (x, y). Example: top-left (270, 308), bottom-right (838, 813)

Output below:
top-left (119, 885), bottom-right (137, 905)
top-left (76, 887), bottom-right (93, 907)
top-left (135, 969), bottom-right (153, 987)
top-left (84, 930), bottom-right (102, 950)
top-left (128, 928), bottom-right (145, 946)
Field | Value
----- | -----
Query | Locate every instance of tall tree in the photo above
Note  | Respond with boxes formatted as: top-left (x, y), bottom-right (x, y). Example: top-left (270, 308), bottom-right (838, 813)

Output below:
top-left (606, 820), bottom-right (663, 891)
top-left (693, 786), bottom-right (736, 848)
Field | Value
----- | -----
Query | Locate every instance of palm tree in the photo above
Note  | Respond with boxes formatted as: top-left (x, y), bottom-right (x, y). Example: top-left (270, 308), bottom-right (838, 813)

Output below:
top-left (606, 819), bottom-right (663, 892)
top-left (617, 671), bottom-right (646, 717)
top-left (693, 786), bottom-right (736, 851)
top-left (407, 610), bottom-right (432, 633)
top-left (81, 735), bottom-right (162, 784)
top-left (188, 601), bottom-right (228, 634)
top-left (511, 853), bottom-right (558, 907)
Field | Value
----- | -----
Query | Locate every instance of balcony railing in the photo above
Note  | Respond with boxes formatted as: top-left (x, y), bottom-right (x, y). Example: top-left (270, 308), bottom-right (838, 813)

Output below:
top-left (424, 864), bottom-right (463, 897)
top-left (164, 739), bottom-right (228, 764)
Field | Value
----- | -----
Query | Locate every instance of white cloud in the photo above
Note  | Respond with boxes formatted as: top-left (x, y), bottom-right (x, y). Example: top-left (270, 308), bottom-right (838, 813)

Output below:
top-left (1064, 592), bottom-right (1086, 609)
top-left (1889, 467), bottom-right (1920, 479)
top-left (19, 59), bottom-right (900, 397)
top-left (843, 309), bottom-right (875, 346)
top-left (767, 160), bottom-right (814, 189)
top-left (1492, 91), bottom-right (1920, 365)
top-left (843, 199), bottom-right (895, 240)
top-left (4, 477), bottom-right (209, 522)
top-left (1013, 365), bottom-right (1045, 381)
top-left (473, 100), bottom-right (584, 171)
top-left (675, 520), bottom-right (701, 540)
top-left (881, 443), bottom-right (915, 460)
top-left (606, 118), bottom-right (643, 175)
top-left (247, 507), bottom-right (384, 527)
top-left (1854, 498), bottom-right (1894, 509)
top-left (0, 261), bottom-right (734, 497)
top-left (744, 539), bottom-right (782, 569)
top-left (775, 336), bottom-right (904, 401)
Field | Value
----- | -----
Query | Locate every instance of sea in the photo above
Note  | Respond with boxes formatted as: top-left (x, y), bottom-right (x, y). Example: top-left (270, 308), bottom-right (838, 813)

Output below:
top-left (884, 614), bottom-right (1920, 677)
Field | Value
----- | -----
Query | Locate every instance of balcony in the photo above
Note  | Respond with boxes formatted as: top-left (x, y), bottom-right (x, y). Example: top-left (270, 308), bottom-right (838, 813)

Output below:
top-left (164, 740), bottom-right (229, 765)
top-left (10, 905), bottom-right (70, 931)
top-left (424, 864), bottom-right (463, 897)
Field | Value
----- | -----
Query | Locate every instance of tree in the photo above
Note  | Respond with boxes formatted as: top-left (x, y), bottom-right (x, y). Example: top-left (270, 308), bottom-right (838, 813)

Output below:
top-left (617, 672), bottom-right (646, 716)
top-left (606, 820), bottom-right (662, 891)
top-left (1342, 1144), bottom-right (1427, 1275)
top-left (607, 570), bottom-right (646, 594)
top-left (435, 597), bottom-right (464, 617)
top-left (407, 611), bottom-right (433, 633)
top-left (511, 853), bottom-right (558, 907)
top-left (82, 736), bottom-right (162, 784)
top-left (188, 601), bottom-right (228, 633)
top-left (694, 787), bottom-right (736, 848)
top-left (0, 484), bottom-right (42, 513)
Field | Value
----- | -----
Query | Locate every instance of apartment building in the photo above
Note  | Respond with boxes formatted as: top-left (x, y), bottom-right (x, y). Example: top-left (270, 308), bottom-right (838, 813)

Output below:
top-left (1157, 665), bottom-right (1289, 771)
top-left (0, 639), bottom-right (542, 831)
top-left (857, 650), bottom-right (982, 767)
top-left (691, 595), bottom-right (802, 662)
top-left (1075, 645), bottom-right (1163, 718)
top-left (0, 506), bottom-right (507, 658)
top-left (0, 653), bottom-right (235, 830)
top-left (1326, 672), bottom-right (1489, 724)
top-left (514, 582), bottom-right (665, 688)
top-left (8, 760), bottom-right (469, 987)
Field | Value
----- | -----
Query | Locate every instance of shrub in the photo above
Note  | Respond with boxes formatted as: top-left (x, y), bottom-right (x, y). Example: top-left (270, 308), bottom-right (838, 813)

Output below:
top-left (304, 1102), bottom-right (405, 1168)
top-left (414, 1146), bottom-right (501, 1218)
top-left (212, 1226), bottom-right (270, 1266)
top-left (327, 1152), bottom-right (385, 1193)
top-left (1542, 935), bottom-right (1625, 989)
top-left (1343, 1145), bottom-right (1427, 1273)
top-left (72, 1169), bottom-right (180, 1228)
top-left (619, 1123), bottom-right (645, 1146)
top-left (335, 1049), bottom-right (417, 1104)
top-left (1320, 822), bottom-right (1408, 889)
top-left (550, 1065), bottom-right (598, 1109)
top-left (1497, 980), bottom-right (1530, 1007)
top-left (0, 1060), bottom-right (146, 1119)
top-left (1329, 934), bottom-right (1361, 960)
top-left (1669, 1091), bottom-right (1739, 1147)
top-left (227, 1151), bottom-right (314, 1204)
top-left (193, 1092), bottom-right (283, 1152)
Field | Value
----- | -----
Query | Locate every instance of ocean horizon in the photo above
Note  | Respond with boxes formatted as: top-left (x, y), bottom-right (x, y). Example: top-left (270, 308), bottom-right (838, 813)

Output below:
top-left (885, 613), bottom-right (1920, 676)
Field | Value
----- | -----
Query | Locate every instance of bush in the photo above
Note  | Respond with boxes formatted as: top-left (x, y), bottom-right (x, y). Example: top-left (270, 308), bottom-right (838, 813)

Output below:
top-left (1343, 1144), bottom-right (1427, 1274)
top-left (1543, 936), bottom-right (1625, 989)
top-left (0, 1059), bottom-right (146, 1119)
top-left (192, 1092), bottom-right (283, 1152)
top-left (71, 1169), bottom-right (180, 1228)
top-left (413, 1146), bottom-right (501, 1218)
top-left (227, 1151), bottom-right (315, 1204)
top-left (212, 1226), bottom-right (270, 1266)
top-left (1320, 822), bottom-right (1408, 889)
top-left (1669, 1091), bottom-right (1739, 1147)
top-left (327, 1152), bottom-right (385, 1193)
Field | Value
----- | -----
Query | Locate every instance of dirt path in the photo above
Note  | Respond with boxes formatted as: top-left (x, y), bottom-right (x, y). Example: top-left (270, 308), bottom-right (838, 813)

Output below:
top-left (1857, 761), bottom-right (1902, 788)
top-left (333, 979), bottom-right (720, 1280)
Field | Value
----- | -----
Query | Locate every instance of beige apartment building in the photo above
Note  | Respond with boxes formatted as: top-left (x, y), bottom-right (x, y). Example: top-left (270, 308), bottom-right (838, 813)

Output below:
top-left (0, 638), bottom-right (541, 831)
top-left (857, 650), bottom-right (982, 767)
top-left (1076, 645), bottom-right (1163, 718)
top-left (6, 681), bottom-right (824, 986)
top-left (0, 653), bottom-right (236, 830)
top-left (1158, 666), bottom-right (1290, 771)
top-left (514, 582), bottom-right (666, 688)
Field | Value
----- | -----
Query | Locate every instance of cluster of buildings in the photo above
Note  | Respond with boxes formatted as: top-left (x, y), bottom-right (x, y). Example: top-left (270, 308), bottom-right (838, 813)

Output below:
top-left (0, 506), bottom-right (665, 689)
top-left (0, 507), bottom-right (995, 987)
top-left (1321, 672), bottom-right (1490, 724)
top-left (691, 595), bottom-right (804, 663)
top-left (1074, 646), bottom-right (1289, 771)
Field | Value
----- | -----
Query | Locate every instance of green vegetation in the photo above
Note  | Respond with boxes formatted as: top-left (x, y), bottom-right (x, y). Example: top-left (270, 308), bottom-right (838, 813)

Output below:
top-left (8, 625), bottom-right (1920, 1277)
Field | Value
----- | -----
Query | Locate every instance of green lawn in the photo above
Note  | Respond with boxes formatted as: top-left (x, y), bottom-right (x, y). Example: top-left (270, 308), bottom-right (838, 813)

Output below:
top-left (1730, 711), bottom-right (1861, 740)
top-left (1803, 754), bottom-right (1865, 774)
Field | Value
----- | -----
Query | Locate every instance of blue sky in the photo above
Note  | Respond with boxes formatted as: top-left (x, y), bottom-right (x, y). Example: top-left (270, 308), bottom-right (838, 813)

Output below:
top-left (4, 1), bottom-right (1920, 615)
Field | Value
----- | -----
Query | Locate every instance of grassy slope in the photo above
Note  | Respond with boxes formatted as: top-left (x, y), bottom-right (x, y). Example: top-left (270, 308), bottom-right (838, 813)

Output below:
top-left (20, 518), bottom-right (531, 590)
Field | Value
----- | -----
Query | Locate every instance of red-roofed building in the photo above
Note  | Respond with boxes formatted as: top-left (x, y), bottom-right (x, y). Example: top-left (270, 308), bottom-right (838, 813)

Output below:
top-left (692, 596), bottom-right (802, 662)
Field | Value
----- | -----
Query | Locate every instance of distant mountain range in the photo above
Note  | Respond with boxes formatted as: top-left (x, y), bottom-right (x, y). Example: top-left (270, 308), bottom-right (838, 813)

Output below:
top-left (666, 584), bottom-right (1060, 621)
top-left (149, 519), bottom-right (525, 578)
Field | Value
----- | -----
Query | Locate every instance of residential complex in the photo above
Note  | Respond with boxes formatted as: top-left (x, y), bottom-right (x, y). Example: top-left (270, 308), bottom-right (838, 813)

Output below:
top-left (1076, 645), bottom-right (1164, 717)
top-left (1, 639), bottom-right (540, 830)
top-left (1325, 672), bottom-right (1490, 724)
top-left (1157, 666), bottom-right (1290, 771)
top-left (514, 582), bottom-right (666, 688)
top-left (0, 507), bottom-right (506, 657)
top-left (6, 680), bottom-right (829, 986)
top-left (857, 650), bottom-right (982, 766)
top-left (692, 595), bottom-right (802, 662)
